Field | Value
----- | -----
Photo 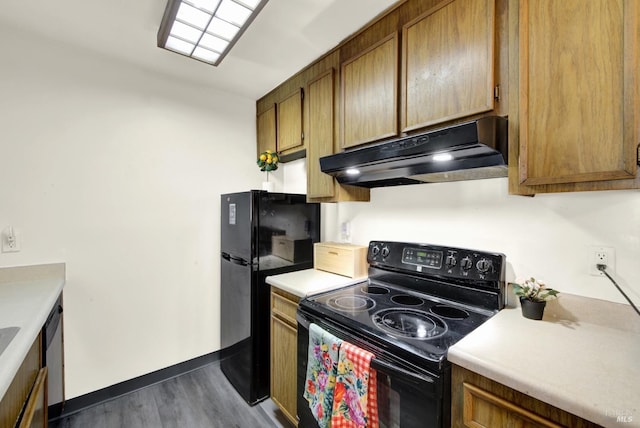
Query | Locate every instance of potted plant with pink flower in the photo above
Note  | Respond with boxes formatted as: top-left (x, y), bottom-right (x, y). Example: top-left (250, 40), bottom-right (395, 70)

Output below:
top-left (510, 277), bottom-right (559, 320)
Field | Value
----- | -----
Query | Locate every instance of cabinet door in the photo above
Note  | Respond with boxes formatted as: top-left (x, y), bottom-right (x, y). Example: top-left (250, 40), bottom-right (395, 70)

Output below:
top-left (307, 69), bottom-right (336, 199)
top-left (277, 88), bottom-right (304, 152)
top-left (452, 365), bottom-right (602, 428)
top-left (271, 317), bottom-right (297, 424)
top-left (257, 104), bottom-right (277, 157)
top-left (270, 290), bottom-right (299, 426)
top-left (402, 0), bottom-right (496, 132)
top-left (462, 382), bottom-right (562, 428)
top-left (341, 33), bottom-right (399, 148)
top-left (0, 335), bottom-right (41, 428)
top-left (18, 368), bottom-right (47, 428)
top-left (515, 0), bottom-right (639, 188)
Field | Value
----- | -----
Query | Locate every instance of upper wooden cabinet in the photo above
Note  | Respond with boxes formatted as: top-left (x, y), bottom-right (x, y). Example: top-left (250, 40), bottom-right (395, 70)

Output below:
top-left (341, 33), bottom-right (399, 149)
top-left (306, 69), bottom-right (370, 202)
top-left (257, 104), bottom-right (276, 156)
top-left (277, 88), bottom-right (304, 153)
top-left (307, 70), bottom-right (336, 199)
top-left (402, 0), bottom-right (496, 132)
top-left (509, 0), bottom-right (640, 194)
top-left (339, 0), bottom-right (504, 149)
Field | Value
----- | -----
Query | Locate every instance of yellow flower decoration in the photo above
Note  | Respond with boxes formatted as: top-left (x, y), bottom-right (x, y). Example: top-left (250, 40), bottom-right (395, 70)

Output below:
top-left (257, 149), bottom-right (279, 171)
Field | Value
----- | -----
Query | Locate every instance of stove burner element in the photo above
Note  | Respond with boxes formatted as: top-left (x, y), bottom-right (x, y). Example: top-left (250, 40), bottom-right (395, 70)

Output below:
top-left (430, 304), bottom-right (470, 320)
top-left (391, 294), bottom-right (424, 306)
top-left (372, 308), bottom-right (447, 340)
top-left (328, 295), bottom-right (376, 312)
top-left (360, 285), bottom-right (390, 295)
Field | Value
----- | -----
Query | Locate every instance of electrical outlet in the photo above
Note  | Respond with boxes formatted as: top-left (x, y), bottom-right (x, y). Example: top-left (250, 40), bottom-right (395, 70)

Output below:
top-left (589, 246), bottom-right (615, 276)
top-left (1, 227), bottom-right (21, 253)
top-left (340, 221), bottom-right (351, 243)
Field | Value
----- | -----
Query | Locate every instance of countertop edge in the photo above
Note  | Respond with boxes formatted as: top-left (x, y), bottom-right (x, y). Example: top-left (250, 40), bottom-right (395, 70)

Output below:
top-left (0, 278), bottom-right (65, 401)
top-left (448, 295), bottom-right (640, 428)
top-left (265, 269), bottom-right (366, 298)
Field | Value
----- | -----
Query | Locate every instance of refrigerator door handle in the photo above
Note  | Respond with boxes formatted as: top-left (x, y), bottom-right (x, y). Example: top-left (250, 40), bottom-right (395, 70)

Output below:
top-left (230, 256), bottom-right (248, 266)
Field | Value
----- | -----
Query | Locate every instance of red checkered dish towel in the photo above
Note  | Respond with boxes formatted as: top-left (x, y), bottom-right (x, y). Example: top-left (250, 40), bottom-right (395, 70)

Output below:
top-left (330, 342), bottom-right (378, 428)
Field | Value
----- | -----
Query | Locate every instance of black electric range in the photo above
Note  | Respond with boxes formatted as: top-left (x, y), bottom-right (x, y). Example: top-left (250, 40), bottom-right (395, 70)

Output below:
top-left (296, 240), bottom-right (506, 428)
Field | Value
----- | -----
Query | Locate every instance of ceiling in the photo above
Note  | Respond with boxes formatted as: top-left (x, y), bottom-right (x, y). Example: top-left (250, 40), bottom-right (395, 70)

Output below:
top-left (0, 0), bottom-right (398, 99)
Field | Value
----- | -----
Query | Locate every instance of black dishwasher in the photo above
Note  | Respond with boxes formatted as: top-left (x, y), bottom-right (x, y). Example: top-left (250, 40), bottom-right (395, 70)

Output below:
top-left (42, 295), bottom-right (64, 419)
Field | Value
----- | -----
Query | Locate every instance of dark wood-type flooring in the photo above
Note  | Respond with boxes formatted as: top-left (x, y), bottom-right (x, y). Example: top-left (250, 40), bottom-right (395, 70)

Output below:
top-left (50, 362), bottom-right (293, 428)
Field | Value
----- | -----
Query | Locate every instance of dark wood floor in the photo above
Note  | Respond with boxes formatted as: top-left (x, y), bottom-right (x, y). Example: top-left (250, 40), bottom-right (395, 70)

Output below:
top-left (50, 362), bottom-right (293, 428)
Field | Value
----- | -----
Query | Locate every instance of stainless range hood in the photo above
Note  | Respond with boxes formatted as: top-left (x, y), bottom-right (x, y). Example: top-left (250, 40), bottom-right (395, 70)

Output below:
top-left (320, 116), bottom-right (508, 188)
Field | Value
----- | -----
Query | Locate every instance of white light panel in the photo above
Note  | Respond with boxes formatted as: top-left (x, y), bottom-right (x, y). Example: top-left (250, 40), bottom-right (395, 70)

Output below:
top-left (166, 36), bottom-right (195, 55)
top-left (192, 46), bottom-right (221, 63)
top-left (186, 0), bottom-right (221, 13)
top-left (170, 21), bottom-right (202, 43)
top-left (216, 0), bottom-right (252, 26)
top-left (159, 0), bottom-right (268, 65)
top-left (200, 33), bottom-right (229, 53)
top-left (207, 17), bottom-right (240, 41)
top-left (176, 2), bottom-right (211, 29)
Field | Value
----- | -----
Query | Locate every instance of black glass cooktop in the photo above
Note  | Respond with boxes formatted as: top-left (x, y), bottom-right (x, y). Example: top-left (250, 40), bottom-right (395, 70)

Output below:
top-left (300, 279), bottom-right (496, 364)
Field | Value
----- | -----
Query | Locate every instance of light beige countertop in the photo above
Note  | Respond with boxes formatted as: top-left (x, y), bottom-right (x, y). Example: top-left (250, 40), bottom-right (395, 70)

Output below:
top-left (0, 264), bottom-right (65, 401)
top-left (448, 293), bottom-right (640, 428)
top-left (265, 268), bottom-right (366, 298)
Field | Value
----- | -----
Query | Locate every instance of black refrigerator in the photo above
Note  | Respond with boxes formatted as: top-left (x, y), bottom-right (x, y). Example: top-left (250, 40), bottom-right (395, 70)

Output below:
top-left (220, 190), bottom-right (320, 405)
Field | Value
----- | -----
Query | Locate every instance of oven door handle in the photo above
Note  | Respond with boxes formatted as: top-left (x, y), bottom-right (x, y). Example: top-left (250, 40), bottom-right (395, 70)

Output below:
top-left (297, 309), bottom-right (437, 386)
top-left (371, 358), bottom-right (436, 385)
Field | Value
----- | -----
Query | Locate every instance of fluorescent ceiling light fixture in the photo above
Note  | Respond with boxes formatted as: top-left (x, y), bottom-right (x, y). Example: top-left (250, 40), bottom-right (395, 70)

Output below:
top-left (433, 153), bottom-right (454, 162)
top-left (157, 0), bottom-right (268, 66)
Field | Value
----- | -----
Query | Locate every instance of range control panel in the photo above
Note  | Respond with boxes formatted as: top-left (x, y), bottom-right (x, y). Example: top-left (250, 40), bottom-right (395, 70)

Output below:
top-left (368, 240), bottom-right (505, 284)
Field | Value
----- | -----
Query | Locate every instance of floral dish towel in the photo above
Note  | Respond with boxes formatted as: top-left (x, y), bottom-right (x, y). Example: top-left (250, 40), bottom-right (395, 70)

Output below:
top-left (330, 342), bottom-right (378, 428)
top-left (303, 323), bottom-right (343, 428)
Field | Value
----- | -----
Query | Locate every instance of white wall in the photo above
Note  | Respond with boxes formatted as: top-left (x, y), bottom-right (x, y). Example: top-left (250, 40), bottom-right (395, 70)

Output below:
top-left (0, 25), bottom-right (265, 398)
top-left (321, 177), bottom-right (640, 305)
top-left (2, 21), bottom-right (639, 403)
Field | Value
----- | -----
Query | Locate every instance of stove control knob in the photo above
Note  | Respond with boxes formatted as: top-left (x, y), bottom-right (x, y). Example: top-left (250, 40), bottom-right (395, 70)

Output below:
top-left (476, 258), bottom-right (492, 273)
top-left (460, 256), bottom-right (473, 270)
top-left (371, 245), bottom-right (381, 256)
top-left (381, 246), bottom-right (390, 258)
top-left (445, 254), bottom-right (457, 267)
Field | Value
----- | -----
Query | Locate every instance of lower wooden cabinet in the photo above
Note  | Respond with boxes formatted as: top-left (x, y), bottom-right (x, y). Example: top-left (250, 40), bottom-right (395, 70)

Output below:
top-left (0, 333), bottom-right (46, 428)
top-left (270, 287), bottom-right (300, 427)
top-left (451, 364), bottom-right (600, 428)
top-left (18, 368), bottom-right (47, 428)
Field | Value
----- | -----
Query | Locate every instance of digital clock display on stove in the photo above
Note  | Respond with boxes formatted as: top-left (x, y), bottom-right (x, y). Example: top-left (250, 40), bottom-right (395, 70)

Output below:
top-left (402, 247), bottom-right (443, 269)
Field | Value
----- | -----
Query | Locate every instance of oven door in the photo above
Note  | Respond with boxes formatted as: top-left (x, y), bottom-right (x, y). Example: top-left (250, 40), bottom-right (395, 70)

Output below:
top-left (296, 309), bottom-right (448, 428)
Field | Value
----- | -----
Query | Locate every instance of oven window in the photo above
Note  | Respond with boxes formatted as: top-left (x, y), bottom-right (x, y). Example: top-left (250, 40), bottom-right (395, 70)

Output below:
top-left (376, 371), bottom-right (441, 428)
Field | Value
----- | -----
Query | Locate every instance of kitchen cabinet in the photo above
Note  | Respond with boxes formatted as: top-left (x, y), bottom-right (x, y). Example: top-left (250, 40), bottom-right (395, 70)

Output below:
top-left (257, 104), bottom-right (277, 156)
top-left (0, 334), bottom-right (45, 428)
top-left (18, 368), bottom-right (47, 428)
top-left (339, 0), bottom-right (506, 148)
top-left (509, 0), bottom-right (640, 195)
top-left (307, 69), bottom-right (335, 199)
top-left (277, 88), bottom-right (304, 153)
top-left (341, 33), bottom-right (399, 148)
top-left (270, 287), bottom-right (300, 427)
top-left (401, 0), bottom-right (497, 132)
top-left (256, 0), bottom-right (509, 197)
top-left (256, 48), bottom-right (369, 202)
top-left (451, 364), bottom-right (600, 428)
top-left (306, 68), bottom-right (370, 202)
